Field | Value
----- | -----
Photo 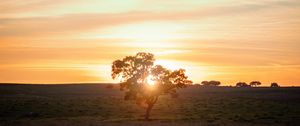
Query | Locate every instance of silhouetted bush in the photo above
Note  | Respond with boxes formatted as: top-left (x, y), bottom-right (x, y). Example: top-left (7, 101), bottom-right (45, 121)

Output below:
top-left (271, 82), bottom-right (280, 87)
top-left (250, 81), bottom-right (261, 87)
top-left (201, 80), bottom-right (221, 86)
top-left (236, 82), bottom-right (250, 87)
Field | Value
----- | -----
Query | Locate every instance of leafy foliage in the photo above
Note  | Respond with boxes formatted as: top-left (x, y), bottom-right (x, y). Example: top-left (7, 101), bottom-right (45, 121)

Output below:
top-left (201, 80), bottom-right (221, 86)
top-left (271, 82), bottom-right (280, 87)
top-left (236, 82), bottom-right (250, 87)
top-left (250, 81), bottom-right (262, 87)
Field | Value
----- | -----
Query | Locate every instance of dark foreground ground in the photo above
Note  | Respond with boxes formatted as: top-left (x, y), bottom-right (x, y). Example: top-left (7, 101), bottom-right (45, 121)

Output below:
top-left (0, 84), bottom-right (300, 126)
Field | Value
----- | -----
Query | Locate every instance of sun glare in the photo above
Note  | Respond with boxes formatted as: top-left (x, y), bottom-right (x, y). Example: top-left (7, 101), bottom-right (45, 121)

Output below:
top-left (155, 60), bottom-right (185, 70)
top-left (147, 75), bottom-right (156, 86)
top-left (94, 22), bottom-right (189, 48)
top-left (155, 60), bottom-right (207, 83)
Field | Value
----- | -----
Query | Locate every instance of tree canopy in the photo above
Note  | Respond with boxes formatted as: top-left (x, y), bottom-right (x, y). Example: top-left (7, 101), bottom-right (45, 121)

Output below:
top-left (250, 81), bottom-right (262, 87)
top-left (236, 82), bottom-right (250, 87)
top-left (271, 82), bottom-right (280, 87)
top-left (201, 80), bottom-right (221, 86)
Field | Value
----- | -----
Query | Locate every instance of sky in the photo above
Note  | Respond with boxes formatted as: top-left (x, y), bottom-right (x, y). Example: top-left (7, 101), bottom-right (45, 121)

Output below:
top-left (0, 0), bottom-right (300, 86)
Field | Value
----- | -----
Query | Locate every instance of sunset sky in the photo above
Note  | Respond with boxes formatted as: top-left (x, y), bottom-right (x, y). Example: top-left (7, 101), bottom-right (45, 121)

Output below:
top-left (0, 0), bottom-right (300, 86)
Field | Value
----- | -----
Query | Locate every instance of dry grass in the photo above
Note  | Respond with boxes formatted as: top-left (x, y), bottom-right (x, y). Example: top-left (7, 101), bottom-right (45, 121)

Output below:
top-left (0, 84), bottom-right (300, 126)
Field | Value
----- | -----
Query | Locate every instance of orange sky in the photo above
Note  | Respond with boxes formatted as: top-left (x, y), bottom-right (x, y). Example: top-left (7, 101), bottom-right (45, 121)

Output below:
top-left (0, 0), bottom-right (300, 86)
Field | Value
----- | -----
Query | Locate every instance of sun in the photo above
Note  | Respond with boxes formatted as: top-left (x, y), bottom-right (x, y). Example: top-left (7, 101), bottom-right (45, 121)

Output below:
top-left (146, 75), bottom-right (156, 86)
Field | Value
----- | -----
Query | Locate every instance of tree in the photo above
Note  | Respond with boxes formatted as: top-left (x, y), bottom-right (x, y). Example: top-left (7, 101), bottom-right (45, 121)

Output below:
top-left (111, 52), bottom-right (192, 120)
top-left (271, 82), bottom-right (280, 87)
top-left (236, 82), bottom-right (250, 87)
top-left (201, 81), bottom-right (209, 86)
top-left (209, 80), bottom-right (221, 86)
top-left (250, 81), bottom-right (262, 87)
top-left (201, 80), bottom-right (221, 86)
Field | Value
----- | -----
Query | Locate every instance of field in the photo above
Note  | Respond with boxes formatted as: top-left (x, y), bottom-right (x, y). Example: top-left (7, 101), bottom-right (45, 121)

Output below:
top-left (0, 84), bottom-right (300, 126)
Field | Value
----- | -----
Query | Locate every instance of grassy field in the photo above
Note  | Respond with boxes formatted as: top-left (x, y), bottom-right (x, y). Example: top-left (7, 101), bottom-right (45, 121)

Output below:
top-left (0, 84), bottom-right (300, 126)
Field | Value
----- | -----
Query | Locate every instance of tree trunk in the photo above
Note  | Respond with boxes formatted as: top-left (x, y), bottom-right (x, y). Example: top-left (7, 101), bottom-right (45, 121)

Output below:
top-left (144, 96), bottom-right (158, 121)
top-left (145, 103), bottom-right (153, 121)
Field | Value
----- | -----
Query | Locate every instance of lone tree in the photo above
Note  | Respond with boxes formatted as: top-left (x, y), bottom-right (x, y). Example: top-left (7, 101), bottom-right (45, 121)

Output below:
top-left (201, 80), bottom-right (221, 86)
top-left (250, 81), bottom-right (262, 87)
top-left (271, 82), bottom-right (280, 87)
top-left (111, 52), bottom-right (192, 120)
top-left (236, 82), bottom-right (250, 87)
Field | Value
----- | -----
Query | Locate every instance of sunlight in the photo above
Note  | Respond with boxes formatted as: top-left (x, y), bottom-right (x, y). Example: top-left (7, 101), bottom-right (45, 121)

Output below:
top-left (95, 22), bottom-right (188, 48)
top-left (146, 75), bottom-right (156, 86)
top-left (82, 64), bottom-right (120, 83)
top-left (155, 60), bottom-right (186, 70)
top-left (155, 60), bottom-right (207, 83)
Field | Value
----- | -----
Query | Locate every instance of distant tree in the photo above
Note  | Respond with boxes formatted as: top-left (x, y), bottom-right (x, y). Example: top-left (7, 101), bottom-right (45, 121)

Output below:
top-left (250, 81), bottom-right (262, 87)
top-left (201, 80), bottom-right (221, 86)
top-left (270, 82), bottom-right (280, 88)
top-left (111, 52), bottom-right (192, 120)
top-left (209, 80), bottom-right (221, 86)
top-left (201, 81), bottom-right (209, 86)
top-left (236, 82), bottom-right (250, 87)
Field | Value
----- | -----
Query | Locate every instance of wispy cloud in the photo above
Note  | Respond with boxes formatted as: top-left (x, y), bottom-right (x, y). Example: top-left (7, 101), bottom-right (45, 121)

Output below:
top-left (1, 0), bottom-right (299, 37)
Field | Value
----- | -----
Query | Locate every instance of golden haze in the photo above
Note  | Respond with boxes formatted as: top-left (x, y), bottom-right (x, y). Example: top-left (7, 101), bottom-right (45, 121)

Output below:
top-left (0, 0), bottom-right (300, 86)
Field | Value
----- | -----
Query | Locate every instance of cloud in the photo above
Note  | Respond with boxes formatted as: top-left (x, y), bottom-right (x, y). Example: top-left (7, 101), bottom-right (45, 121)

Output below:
top-left (1, 0), bottom-right (299, 37)
top-left (0, 0), bottom-right (73, 14)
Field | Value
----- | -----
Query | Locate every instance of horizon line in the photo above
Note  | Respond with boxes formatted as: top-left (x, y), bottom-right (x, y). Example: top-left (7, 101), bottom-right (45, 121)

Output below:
top-left (0, 83), bottom-right (299, 88)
